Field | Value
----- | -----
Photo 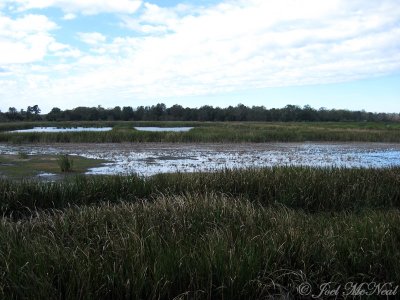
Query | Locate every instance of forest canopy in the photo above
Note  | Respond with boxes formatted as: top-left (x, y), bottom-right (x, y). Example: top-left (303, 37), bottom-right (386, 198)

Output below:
top-left (1, 103), bottom-right (399, 122)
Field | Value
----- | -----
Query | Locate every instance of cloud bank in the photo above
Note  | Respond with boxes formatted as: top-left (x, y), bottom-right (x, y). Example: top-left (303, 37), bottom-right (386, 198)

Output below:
top-left (0, 0), bottom-right (399, 111)
top-left (7, 0), bottom-right (142, 15)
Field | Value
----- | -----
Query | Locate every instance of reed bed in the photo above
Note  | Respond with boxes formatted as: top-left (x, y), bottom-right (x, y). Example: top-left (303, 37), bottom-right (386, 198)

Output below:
top-left (1, 167), bottom-right (399, 216)
top-left (0, 195), bottom-right (399, 299)
top-left (1, 121), bottom-right (400, 143)
top-left (1, 166), bottom-right (399, 298)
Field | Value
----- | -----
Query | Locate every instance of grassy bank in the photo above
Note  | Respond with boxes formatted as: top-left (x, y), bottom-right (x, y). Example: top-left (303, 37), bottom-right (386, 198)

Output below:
top-left (1, 167), bottom-right (399, 216)
top-left (1, 121), bottom-right (400, 143)
top-left (0, 195), bottom-right (399, 299)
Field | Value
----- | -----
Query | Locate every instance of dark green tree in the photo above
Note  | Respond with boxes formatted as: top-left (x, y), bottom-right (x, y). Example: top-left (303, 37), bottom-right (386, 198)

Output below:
top-left (121, 106), bottom-right (134, 121)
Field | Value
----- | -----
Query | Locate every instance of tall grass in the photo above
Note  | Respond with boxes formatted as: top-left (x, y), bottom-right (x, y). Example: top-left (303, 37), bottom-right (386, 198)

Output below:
top-left (0, 195), bottom-right (399, 299)
top-left (0, 167), bottom-right (399, 216)
top-left (17, 151), bottom-right (28, 159)
top-left (1, 121), bottom-right (400, 143)
top-left (57, 154), bottom-right (74, 172)
top-left (1, 166), bottom-right (399, 298)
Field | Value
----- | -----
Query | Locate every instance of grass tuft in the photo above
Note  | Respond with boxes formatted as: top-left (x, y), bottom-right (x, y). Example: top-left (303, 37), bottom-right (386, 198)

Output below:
top-left (57, 154), bottom-right (74, 172)
top-left (17, 151), bottom-right (29, 159)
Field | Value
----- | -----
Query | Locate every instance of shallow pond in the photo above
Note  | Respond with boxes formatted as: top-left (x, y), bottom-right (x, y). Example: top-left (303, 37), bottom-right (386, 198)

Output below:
top-left (10, 127), bottom-right (112, 133)
top-left (134, 127), bottom-right (193, 132)
top-left (1, 142), bottom-right (400, 177)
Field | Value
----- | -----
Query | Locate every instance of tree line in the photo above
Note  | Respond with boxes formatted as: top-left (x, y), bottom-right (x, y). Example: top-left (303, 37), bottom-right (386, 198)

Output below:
top-left (1, 103), bottom-right (399, 122)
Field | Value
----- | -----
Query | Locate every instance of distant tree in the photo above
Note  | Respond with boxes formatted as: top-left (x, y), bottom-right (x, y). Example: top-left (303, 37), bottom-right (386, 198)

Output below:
top-left (26, 106), bottom-right (32, 120)
top-left (47, 107), bottom-right (62, 121)
top-left (225, 106), bottom-right (236, 121)
top-left (198, 105), bottom-right (214, 121)
top-left (167, 104), bottom-right (185, 121)
top-left (110, 106), bottom-right (122, 121)
top-left (235, 104), bottom-right (248, 121)
top-left (214, 107), bottom-right (225, 121)
top-left (97, 106), bottom-right (107, 120)
top-left (2, 103), bottom-right (398, 123)
top-left (135, 106), bottom-right (145, 121)
top-left (8, 107), bottom-right (17, 114)
top-left (248, 106), bottom-right (266, 121)
top-left (32, 105), bottom-right (41, 115)
top-left (300, 105), bottom-right (318, 121)
top-left (150, 103), bottom-right (167, 120)
top-left (121, 106), bottom-right (134, 121)
top-left (6, 107), bottom-right (19, 121)
top-left (0, 110), bottom-right (5, 122)
top-left (282, 105), bottom-right (301, 121)
top-left (26, 105), bottom-right (41, 120)
top-left (27, 105), bottom-right (40, 114)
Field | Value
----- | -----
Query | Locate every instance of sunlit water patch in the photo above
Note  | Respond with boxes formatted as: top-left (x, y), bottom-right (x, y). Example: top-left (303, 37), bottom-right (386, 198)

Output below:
top-left (37, 172), bottom-right (57, 177)
top-left (1, 143), bottom-right (400, 177)
top-left (10, 127), bottom-right (112, 133)
top-left (134, 127), bottom-right (193, 132)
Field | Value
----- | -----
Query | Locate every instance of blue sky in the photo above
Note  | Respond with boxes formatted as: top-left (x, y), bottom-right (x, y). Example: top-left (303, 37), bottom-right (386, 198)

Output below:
top-left (0, 0), bottom-right (399, 113)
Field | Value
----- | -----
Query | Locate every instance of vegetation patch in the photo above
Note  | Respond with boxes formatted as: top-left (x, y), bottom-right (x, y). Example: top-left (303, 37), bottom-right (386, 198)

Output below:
top-left (0, 162), bottom-right (399, 298)
top-left (0, 196), bottom-right (399, 299)
top-left (57, 154), bottom-right (74, 172)
top-left (1, 121), bottom-right (400, 143)
top-left (0, 154), bottom-right (107, 179)
top-left (0, 166), bottom-right (399, 216)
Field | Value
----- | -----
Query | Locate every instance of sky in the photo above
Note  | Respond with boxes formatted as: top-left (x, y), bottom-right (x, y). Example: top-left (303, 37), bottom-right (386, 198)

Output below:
top-left (0, 0), bottom-right (399, 113)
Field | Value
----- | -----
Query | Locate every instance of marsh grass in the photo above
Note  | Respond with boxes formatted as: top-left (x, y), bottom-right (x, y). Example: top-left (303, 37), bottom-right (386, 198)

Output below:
top-left (17, 151), bottom-right (28, 159)
top-left (1, 164), bottom-right (399, 298)
top-left (0, 167), bottom-right (399, 298)
top-left (0, 154), bottom-right (106, 179)
top-left (57, 154), bottom-right (74, 172)
top-left (1, 121), bottom-right (400, 143)
top-left (0, 195), bottom-right (399, 299)
top-left (0, 167), bottom-right (399, 216)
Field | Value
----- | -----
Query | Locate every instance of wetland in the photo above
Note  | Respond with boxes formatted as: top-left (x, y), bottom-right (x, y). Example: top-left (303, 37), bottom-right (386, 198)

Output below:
top-left (1, 121), bottom-right (400, 299)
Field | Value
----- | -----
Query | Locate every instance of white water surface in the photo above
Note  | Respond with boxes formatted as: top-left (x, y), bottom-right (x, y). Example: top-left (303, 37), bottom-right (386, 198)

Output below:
top-left (1, 143), bottom-right (400, 177)
top-left (10, 127), bottom-right (112, 133)
top-left (134, 127), bottom-right (193, 132)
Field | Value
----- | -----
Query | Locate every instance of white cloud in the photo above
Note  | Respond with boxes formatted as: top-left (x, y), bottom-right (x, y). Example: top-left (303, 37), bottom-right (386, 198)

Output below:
top-left (1, 0), bottom-right (400, 112)
top-left (0, 14), bottom-right (57, 37)
top-left (92, 0), bottom-right (400, 98)
top-left (48, 42), bottom-right (82, 58)
top-left (62, 13), bottom-right (76, 20)
top-left (0, 14), bottom-right (58, 64)
top-left (78, 32), bottom-right (107, 45)
top-left (7, 0), bottom-right (142, 15)
top-left (120, 2), bottom-right (193, 33)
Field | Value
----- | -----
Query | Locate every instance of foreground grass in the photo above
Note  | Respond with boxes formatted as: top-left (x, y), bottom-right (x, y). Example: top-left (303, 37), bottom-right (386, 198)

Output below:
top-left (1, 167), bottom-right (399, 298)
top-left (1, 121), bottom-right (400, 143)
top-left (0, 195), bottom-right (399, 299)
top-left (0, 167), bottom-right (399, 216)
